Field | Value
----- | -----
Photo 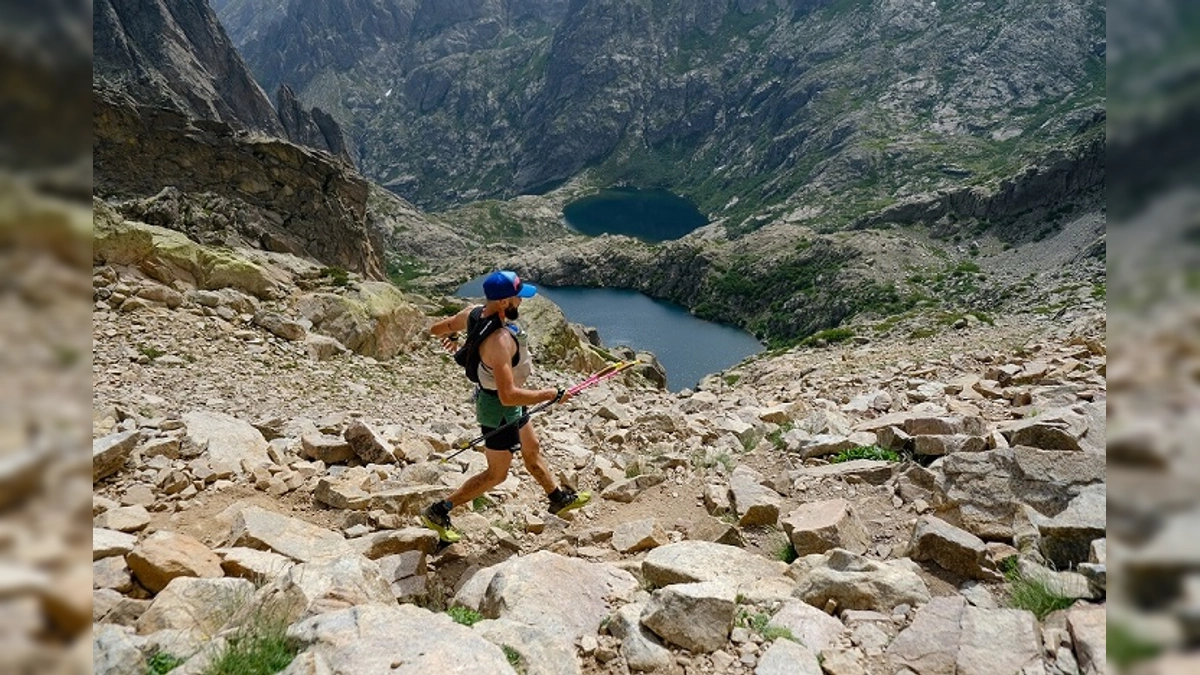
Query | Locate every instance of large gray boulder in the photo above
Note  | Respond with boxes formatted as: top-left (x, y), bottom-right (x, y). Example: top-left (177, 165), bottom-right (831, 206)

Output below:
top-left (287, 603), bottom-right (517, 674)
top-left (766, 599), bottom-right (846, 653)
top-left (729, 466), bottom-right (784, 526)
top-left (182, 410), bottom-right (270, 471)
top-left (127, 531), bottom-right (224, 594)
top-left (938, 446), bottom-right (1104, 540)
top-left (253, 555), bottom-right (395, 625)
top-left (908, 515), bottom-right (999, 580)
top-left (228, 505), bottom-right (353, 562)
top-left (781, 499), bottom-right (869, 556)
top-left (642, 541), bottom-right (789, 588)
top-left (93, 430), bottom-right (141, 482)
top-left (474, 618), bottom-right (582, 675)
top-left (453, 551), bottom-right (639, 644)
top-left (1033, 484), bottom-right (1106, 568)
top-left (136, 577), bottom-right (254, 636)
top-left (640, 580), bottom-right (737, 653)
top-left (788, 549), bottom-right (930, 612)
top-left (607, 603), bottom-right (673, 672)
top-left (755, 638), bottom-right (822, 675)
top-left (887, 596), bottom-right (1041, 675)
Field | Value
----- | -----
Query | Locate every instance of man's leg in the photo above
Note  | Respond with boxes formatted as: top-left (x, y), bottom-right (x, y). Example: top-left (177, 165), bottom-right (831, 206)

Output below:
top-left (422, 448), bottom-right (513, 542)
top-left (517, 422), bottom-right (556, 493)
top-left (519, 423), bottom-right (591, 515)
top-left (447, 449), bottom-right (514, 506)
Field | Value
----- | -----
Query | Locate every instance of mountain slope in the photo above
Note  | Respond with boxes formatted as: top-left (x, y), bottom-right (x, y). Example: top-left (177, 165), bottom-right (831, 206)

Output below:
top-left (223, 0), bottom-right (1104, 231)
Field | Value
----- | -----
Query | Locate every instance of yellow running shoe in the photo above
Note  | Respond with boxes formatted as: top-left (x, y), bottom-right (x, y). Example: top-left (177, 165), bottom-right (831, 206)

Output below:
top-left (548, 488), bottom-right (591, 516)
top-left (420, 504), bottom-right (462, 543)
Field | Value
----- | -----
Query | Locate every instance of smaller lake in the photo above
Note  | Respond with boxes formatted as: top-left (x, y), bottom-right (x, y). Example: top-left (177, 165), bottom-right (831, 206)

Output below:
top-left (457, 279), bottom-right (763, 391)
top-left (562, 186), bottom-right (708, 242)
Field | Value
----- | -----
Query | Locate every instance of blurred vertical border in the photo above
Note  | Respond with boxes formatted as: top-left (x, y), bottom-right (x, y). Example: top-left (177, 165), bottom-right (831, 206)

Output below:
top-left (1108, 0), bottom-right (1200, 672)
top-left (0, 0), bottom-right (94, 673)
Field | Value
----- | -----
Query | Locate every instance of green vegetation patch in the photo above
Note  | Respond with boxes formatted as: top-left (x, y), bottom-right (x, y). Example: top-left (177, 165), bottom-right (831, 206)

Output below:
top-left (1003, 565), bottom-right (1075, 620)
top-left (147, 652), bottom-right (187, 675)
top-left (203, 614), bottom-right (297, 675)
top-left (830, 446), bottom-right (901, 463)
top-left (446, 606), bottom-right (484, 626)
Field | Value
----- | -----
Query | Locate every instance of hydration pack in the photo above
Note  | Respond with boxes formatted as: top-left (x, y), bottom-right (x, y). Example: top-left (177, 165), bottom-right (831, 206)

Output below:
top-left (453, 306), bottom-right (505, 384)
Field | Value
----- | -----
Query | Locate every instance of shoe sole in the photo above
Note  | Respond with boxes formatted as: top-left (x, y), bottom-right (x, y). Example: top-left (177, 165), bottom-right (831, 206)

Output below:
top-left (420, 514), bottom-right (462, 543)
top-left (549, 492), bottom-right (591, 516)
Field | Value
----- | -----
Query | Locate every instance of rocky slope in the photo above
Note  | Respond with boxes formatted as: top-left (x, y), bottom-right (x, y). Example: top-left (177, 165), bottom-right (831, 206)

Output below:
top-left (90, 218), bottom-right (1111, 675)
top-left (223, 0), bottom-right (1104, 230)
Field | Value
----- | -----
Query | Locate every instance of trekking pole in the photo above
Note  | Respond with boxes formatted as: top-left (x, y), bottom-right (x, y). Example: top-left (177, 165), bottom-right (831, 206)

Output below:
top-left (439, 360), bottom-right (638, 463)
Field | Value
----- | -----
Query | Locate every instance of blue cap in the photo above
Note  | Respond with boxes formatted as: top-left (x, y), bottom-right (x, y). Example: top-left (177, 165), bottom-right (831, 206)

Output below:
top-left (482, 270), bottom-right (537, 300)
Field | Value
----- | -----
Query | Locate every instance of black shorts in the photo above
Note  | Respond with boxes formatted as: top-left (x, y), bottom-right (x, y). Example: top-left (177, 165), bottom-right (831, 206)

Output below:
top-left (482, 415), bottom-right (529, 451)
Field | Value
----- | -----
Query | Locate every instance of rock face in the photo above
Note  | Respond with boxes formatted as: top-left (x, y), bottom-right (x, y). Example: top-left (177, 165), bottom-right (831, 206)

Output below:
top-left (640, 580), bottom-right (737, 653)
top-left (93, 90), bottom-right (384, 280)
top-left (93, 0), bottom-right (283, 135)
top-left (94, 0), bottom-right (353, 165)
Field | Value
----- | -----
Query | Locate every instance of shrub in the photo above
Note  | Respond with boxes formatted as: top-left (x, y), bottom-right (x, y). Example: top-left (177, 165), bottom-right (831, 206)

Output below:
top-left (446, 606), bottom-right (483, 626)
top-left (830, 446), bottom-right (901, 463)
top-left (774, 541), bottom-right (798, 564)
top-left (147, 652), bottom-right (187, 675)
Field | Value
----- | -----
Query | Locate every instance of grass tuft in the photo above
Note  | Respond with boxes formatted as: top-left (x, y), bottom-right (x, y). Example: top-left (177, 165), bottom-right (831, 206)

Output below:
top-left (446, 606), bottom-right (483, 626)
top-left (203, 615), bottom-right (297, 675)
top-left (1003, 565), bottom-right (1075, 620)
top-left (774, 541), bottom-right (798, 564)
top-left (147, 652), bottom-right (187, 675)
top-left (830, 446), bottom-right (901, 463)
top-left (502, 645), bottom-right (524, 673)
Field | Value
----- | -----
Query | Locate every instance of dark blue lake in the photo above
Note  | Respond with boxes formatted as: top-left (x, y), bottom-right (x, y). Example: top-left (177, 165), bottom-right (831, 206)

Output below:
top-left (457, 279), bottom-right (763, 391)
top-left (562, 186), bottom-right (707, 242)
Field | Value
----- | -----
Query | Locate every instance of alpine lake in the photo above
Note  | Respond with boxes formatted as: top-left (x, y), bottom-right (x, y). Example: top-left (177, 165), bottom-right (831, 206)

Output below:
top-left (457, 187), bottom-right (763, 391)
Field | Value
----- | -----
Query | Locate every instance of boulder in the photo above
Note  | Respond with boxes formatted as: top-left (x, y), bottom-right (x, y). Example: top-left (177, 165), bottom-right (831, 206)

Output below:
top-left (913, 434), bottom-right (988, 456)
top-left (1034, 484), bottom-right (1107, 568)
top-left (908, 515), bottom-right (998, 580)
top-left (781, 499), bottom-right (869, 556)
top-left (127, 531), bottom-right (224, 594)
top-left (766, 599), bottom-right (846, 653)
top-left (93, 430), bottom-right (141, 482)
top-left (474, 618), bottom-right (582, 675)
top-left (287, 603), bottom-right (517, 673)
top-left (789, 460), bottom-right (895, 485)
top-left (228, 505), bottom-right (353, 562)
top-left (601, 473), bottom-right (665, 503)
top-left (295, 283), bottom-right (425, 359)
top-left (1066, 606), bottom-right (1107, 675)
top-left (182, 411), bottom-right (269, 471)
top-left (453, 551), bottom-right (639, 644)
top-left (254, 556), bottom-right (395, 625)
top-left (93, 528), bottom-right (138, 560)
top-left (252, 311), bottom-right (306, 341)
top-left (94, 556), bottom-right (134, 592)
top-left (94, 505), bottom-right (151, 533)
top-left (136, 577), bottom-right (254, 635)
top-left (788, 549), bottom-right (930, 612)
top-left (301, 433), bottom-right (355, 464)
top-left (643, 542), bottom-right (789, 587)
top-left (887, 596), bottom-right (965, 675)
top-left (93, 624), bottom-right (147, 675)
top-left (755, 638), bottom-right (822, 675)
top-left (348, 528), bottom-right (440, 559)
top-left (607, 603), bottom-right (673, 672)
top-left (640, 580), bottom-right (737, 653)
top-left (612, 518), bottom-right (670, 553)
top-left (344, 420), bottom-right (395, 465)
top-left (217, 547), bottom-right (294, 582)
top-left (729, 466), bottom-right (783, 526)
top-left (887, 596), bottom-right (1041, 675)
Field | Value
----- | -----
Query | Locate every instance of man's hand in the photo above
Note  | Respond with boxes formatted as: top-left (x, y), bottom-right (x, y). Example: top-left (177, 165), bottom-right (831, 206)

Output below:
top-left (551, 387), bottom-right (573, 405)
top-left (439, 332), bottom-right (460, 353)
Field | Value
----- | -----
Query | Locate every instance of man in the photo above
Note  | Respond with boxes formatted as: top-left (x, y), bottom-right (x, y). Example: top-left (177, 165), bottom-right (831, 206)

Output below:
top-left (421, 270), bottom-right (591, 543)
